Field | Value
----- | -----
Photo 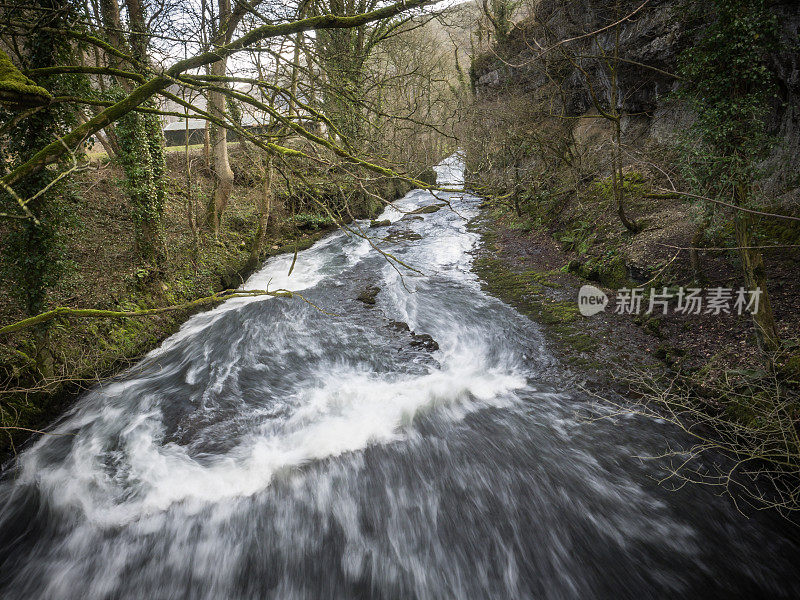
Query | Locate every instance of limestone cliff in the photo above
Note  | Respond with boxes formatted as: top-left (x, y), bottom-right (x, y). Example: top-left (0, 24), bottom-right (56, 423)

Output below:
top-left (469, 0), bottom-right (799, 198)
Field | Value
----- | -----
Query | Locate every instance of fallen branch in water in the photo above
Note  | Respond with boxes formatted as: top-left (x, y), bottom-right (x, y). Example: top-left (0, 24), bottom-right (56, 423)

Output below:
top-left (0, 288), bottom-right (331, 336)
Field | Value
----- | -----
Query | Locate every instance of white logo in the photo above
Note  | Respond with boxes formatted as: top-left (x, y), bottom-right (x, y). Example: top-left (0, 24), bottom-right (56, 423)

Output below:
top-left (578, 285), bottom-right (609, 316)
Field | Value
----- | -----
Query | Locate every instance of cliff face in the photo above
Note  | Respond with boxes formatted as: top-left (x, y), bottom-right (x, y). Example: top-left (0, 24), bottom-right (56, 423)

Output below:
top-left (768, 1), bottom-right (800, 194)
top-left (473, 0), bottom-right (684, 113)
top-left (470, 0), bottom-right (800, 196)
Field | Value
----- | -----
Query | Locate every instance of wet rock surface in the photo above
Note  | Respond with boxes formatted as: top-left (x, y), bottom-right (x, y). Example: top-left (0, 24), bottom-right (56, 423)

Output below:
top-left (386, 321), bottom-right (440, 352)
top-left (409, 333), bottom-right (439, 352)
top-left (357, 285), bottom-right (380, 305)
top-left (408, 203), bottom-right (446, 215)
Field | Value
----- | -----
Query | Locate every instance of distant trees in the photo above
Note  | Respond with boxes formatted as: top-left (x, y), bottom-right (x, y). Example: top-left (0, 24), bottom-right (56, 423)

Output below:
top-left (313, 0), bottom-right (380, 145)
top-left (308, 0), bottom-right (462, 167)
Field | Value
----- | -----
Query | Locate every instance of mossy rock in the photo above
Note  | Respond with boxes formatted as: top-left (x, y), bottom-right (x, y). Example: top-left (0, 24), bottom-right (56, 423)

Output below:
top-left (778, 351), bottom-right (800, 382)
top-left (384, 230), bottom-right (422, 243)
top-left (644, 317), bottom-right (664, 338)
top-left (293, 213), bottom-right (334, 231)
top-left (653, 344), bottom-right (687, 366)
top-left (577, 258), bottom-right (601, 282)
top-left (0, 50), bottom-right (52, 109)
top-left (370, 219), bottom-right (391, 228)
top-left (598, 255), bottom-right (629, 289)
top-left (758, 214), bottom-right (800, 245)
top-left (408, 203), bottom-right (446, 215)
top-left (409, 333), bottom-right (439, 352)
top-left (416, 169), bottom-right (437, 186)
top-left (357, 285), bottom-right (380, 305)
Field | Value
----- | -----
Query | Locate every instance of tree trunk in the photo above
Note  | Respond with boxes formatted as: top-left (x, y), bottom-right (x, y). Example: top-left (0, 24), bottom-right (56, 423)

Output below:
top-left (204, 121), bottom-right (211, 167)
top-left (204, 0), bottom-right (238, 237)
top-left (185, 95), bottom-right (200, 257)
top-left (734, 185), bottom-right (779, 353)
top-left (249, 156), bottom-right (273, 268)
top-left (610, 119), bottom-right (637, 233)
top-left (78, 110), bottom-right (115, 157)
top-left (610, 4), bottom-right (637, 233)
top-left (689, 227), bottom-right (703, 284)
top-left (31, 324), bottom-right (54, 380)
top-left (206, 58), bottom-right (234, 237)
top-left (100, 0), bottom-right (166, 265)
top-left (289, 32), bottom-right (303, 118)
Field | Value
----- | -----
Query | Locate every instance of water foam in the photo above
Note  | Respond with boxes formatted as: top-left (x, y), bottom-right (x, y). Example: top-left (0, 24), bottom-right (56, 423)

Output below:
top-left (22, 360), bottom-right (524, 525)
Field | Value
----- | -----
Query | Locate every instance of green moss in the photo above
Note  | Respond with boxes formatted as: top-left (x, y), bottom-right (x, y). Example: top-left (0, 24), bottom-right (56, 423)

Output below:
top-left (473, 256), bottom-right (578, 326)
top-left (293, 213), bottom-right (335, 230)
top-left (569, 253), bottom-right (629, 289)
top-left (778, 350), bottom-right (800, 383)
top-left (598, 254), bottom-right (629, 289)
top-left (574, 257), bottom-right (599, 281)
top-left (758, 213), bottom-right (800, 245)
top-left (558, 329), bottom-right (598, 353)
top-left (0, 49), bottom-right (52, 108)
top-left (590, 171), bottom-right (648, 205)
top-left (524, 269), bottom-right (561, 288)
top-left (644, 317), bottom-right (664, 338)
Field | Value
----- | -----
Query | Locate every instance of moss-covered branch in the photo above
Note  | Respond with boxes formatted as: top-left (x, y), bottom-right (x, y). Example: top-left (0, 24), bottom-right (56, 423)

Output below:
top-left (52, 95), bottom-right (196, 119)
top-left (26, 65), bottom-right (146, 83)
top-left (0, 48), bottom-right (52, 108)
top-left (0, 289), bottom-right (297, 336)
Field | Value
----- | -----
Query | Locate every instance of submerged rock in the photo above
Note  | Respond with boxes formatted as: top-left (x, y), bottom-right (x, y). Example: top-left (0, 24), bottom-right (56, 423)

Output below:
top-left (388, 320), bottom-right (411, 332)
top-left (357, 285), bottom-right (380, 305)
top-left (386, 320), bottom-right (439, 352)
top-left (384, 229), bottom-right (422, 243)
top-left (410, 333), bottom-right (439, 352)
top-left (408, 203), bottom-right (446, 215)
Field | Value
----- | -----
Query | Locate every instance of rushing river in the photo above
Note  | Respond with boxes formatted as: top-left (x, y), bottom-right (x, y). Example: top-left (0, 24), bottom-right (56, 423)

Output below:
top-left (1, 156), bottom-right (799, 599)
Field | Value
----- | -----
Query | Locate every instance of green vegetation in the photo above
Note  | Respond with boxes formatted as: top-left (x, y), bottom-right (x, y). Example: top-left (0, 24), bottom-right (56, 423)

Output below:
top-left (0, 147), bottom-right (414, 455)
top-left (0, 49), bottom-right (51, 107)
top-left (678, 0), bottom-right (782, 352)
top-left (466, 0), bottom-right (800, 512)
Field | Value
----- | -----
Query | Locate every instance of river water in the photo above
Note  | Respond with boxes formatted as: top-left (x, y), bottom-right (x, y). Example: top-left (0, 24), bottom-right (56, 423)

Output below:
top-left (1, 156), bottom-right (798, 599)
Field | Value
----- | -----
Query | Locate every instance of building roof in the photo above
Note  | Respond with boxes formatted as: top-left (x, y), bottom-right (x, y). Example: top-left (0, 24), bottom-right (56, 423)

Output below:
top-left (163, 118), bottom-right (207, 131)
top-left (163, 112), bottom-right (271, 131)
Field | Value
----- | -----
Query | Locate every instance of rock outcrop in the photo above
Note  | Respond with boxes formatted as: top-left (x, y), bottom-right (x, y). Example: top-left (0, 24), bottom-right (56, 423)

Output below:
top-left (470, 0), bottom-right (799, 197)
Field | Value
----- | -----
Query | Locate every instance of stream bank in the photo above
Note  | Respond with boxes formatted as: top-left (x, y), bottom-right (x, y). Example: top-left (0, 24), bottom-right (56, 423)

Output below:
top-left (0, 151), bottom-right (419, 459)
top-left (470, 208), bottom-right (662, 387)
